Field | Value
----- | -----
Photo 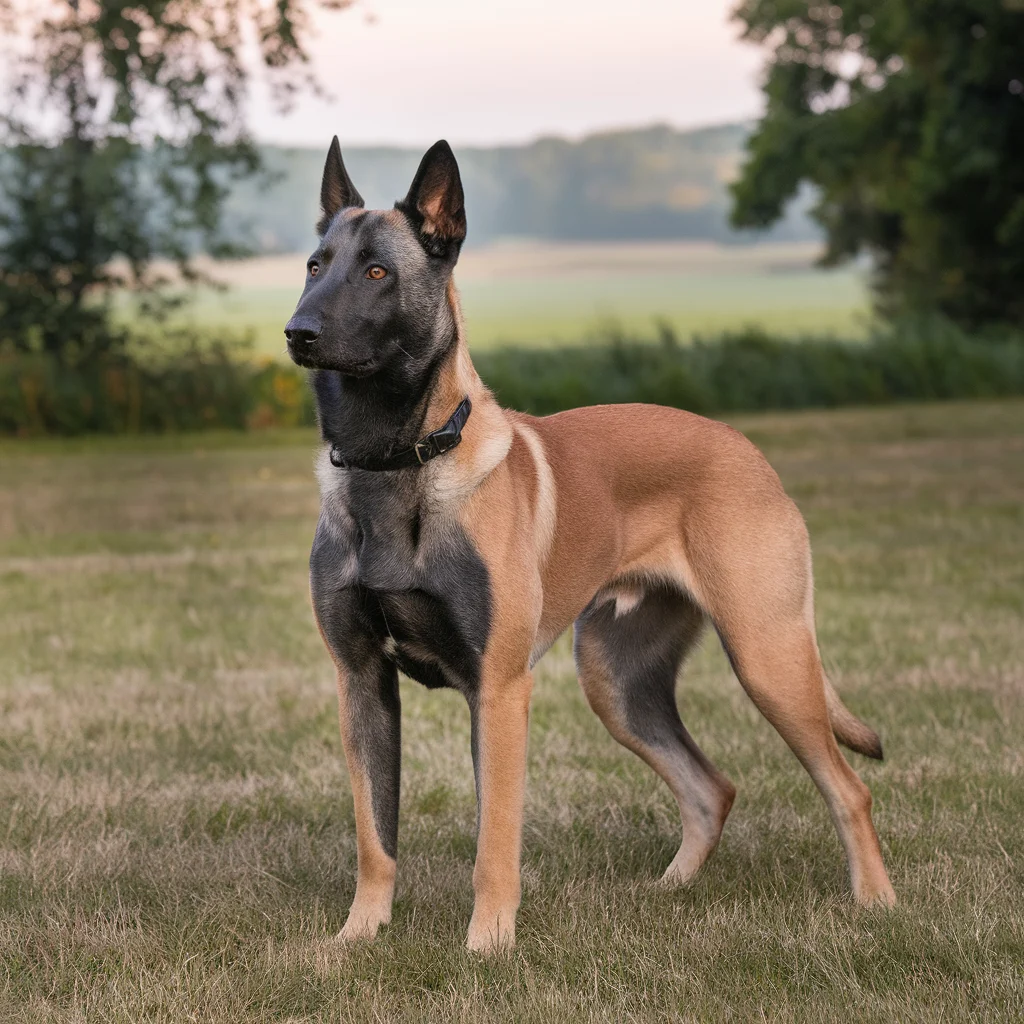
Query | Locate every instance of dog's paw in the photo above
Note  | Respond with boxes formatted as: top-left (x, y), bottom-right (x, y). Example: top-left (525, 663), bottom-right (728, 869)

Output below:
top-left (338, 909), bottom-right (389, 944)
top-left (466, 911), bottom-right (515, 955)
top-left (660, 848), bottom-right (709, 886)
top-left (660, 830), bottom-right (722, 886)
top-left (856, 880), bottom-right (897, 909)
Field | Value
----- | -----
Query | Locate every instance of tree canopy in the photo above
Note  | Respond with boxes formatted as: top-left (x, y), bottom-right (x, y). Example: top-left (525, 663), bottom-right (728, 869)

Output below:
top-left (731, 1), bottom-right (1024, 328)
top-left (0, 0), bottom-right (351, 356)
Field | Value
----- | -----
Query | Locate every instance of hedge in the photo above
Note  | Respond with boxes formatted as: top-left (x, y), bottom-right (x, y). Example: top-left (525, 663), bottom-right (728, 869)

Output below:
top-left (476, 320), bottom-right (1024, 417)
top-left (2, 319), bottom-right (1022, 436)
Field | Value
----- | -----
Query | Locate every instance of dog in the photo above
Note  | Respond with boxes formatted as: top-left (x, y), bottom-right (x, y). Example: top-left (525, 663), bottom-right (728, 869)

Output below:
top-left (284, 137), bottom-right (896, 954)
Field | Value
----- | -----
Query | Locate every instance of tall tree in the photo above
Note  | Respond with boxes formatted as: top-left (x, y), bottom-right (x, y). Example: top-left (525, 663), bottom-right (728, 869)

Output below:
top-left (0, 0), bottom-right (351, 356)
top-left (731, 1), bottom-right (1024, 328)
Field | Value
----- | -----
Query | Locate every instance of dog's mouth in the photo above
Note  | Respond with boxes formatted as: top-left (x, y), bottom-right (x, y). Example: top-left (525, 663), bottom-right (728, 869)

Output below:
top-left (335, 357), bottom-right (378, 378)
top-left (287, 345), bottom-right (378, 378)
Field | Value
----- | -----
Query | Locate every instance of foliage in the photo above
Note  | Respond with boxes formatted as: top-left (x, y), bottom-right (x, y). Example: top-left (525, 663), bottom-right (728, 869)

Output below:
top-left (3, 319), bottom-right (1023, 435)
top-left (0, 335), bottom-right (314, 435)
top-left (0, 0), bottom-right (351, 357)
top-left (731, 0), bottom-right (1024, 328)
top-left (476, 318), bottom-right (1024, 416)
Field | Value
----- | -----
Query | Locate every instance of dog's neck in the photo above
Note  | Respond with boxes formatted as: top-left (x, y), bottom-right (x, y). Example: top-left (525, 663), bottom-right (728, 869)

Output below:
top-left (313, 281), bottom-right (502, 471)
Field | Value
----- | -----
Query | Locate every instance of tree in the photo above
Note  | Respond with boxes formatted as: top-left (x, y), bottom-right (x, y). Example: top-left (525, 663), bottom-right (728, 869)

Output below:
top-left (0, 0), bottom-right (351, 356)
top-left (731, 1), bottom-right (1024, 328)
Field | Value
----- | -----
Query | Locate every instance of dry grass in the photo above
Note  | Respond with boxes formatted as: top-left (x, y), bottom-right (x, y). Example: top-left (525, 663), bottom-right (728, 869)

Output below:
top-left (0, 400), bottom-right (1022, 1021)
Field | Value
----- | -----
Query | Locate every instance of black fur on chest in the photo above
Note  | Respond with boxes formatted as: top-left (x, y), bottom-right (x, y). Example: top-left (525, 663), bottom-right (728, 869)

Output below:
top-left (310, 468), bottom-right (492, 694)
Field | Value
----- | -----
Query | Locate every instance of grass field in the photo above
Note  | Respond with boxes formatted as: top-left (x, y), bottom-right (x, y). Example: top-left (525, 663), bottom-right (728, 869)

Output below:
top-left (143, 241), bottom-right (871, 356)
top-left (1, 400), bottom-right (1022, 1021)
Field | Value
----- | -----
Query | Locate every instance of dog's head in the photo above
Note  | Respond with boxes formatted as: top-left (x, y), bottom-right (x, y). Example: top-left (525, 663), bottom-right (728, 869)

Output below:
top-left (285, 137), bottom-right (466, 378)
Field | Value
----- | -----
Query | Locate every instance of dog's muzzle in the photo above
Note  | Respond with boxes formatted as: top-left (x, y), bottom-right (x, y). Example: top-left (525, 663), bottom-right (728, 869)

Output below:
top-left (284, 314), bottom-right (322, 346)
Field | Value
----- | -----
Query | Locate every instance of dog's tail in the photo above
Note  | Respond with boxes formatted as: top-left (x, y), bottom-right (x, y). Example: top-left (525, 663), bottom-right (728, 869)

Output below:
top-left (824, 678), bottom-right (884, 760)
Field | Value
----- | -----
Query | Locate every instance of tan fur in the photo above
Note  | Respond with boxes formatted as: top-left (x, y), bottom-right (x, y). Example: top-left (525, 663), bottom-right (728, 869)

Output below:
top-left (465, 671), bottom-right (533, 951)
top-left (824, 675), bottom-right (884, 758)
top-left (512, 420), bottom-right (557, 568)
top-left (333, 283), bottom-right (895, 953)
top-left (414, 182), bottom-right (462, 240)
top-left (419, 194), bottom-right (445, 236)
top-left (422, 284), bottom-right (513, 511)
top-left (314, 618), bottom-right (396, 942)
top-left (337, 671), bottom-right (397, 942)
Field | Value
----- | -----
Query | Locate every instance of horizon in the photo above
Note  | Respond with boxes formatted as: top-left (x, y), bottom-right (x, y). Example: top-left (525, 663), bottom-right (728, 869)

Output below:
top-left (255, 117), bottom-right (753, 153)
top-left (247, 0), bottom-right (765, 148)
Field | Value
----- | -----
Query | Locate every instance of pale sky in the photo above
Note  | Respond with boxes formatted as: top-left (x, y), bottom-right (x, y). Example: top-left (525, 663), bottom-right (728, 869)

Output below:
top-left (249, 0), bottom-right (766, 147)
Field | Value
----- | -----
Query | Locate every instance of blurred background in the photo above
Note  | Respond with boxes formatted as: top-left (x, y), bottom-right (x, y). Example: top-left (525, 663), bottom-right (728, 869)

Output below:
top-left (1, 5), bottom-right (1023, 1020)
top-left (2, 0), bottom-right (1022, 430)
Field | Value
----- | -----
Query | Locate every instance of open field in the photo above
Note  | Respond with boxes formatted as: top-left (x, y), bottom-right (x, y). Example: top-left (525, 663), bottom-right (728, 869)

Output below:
top-left (134, 241), bottom-right (870, 356)
top-left (1, 400), bottom-right (1022, 1021)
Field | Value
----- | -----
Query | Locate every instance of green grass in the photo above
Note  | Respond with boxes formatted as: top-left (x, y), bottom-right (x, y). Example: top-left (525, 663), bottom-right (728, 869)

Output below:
top-left (456, 264), bottom-right (868, 347)
top-left (128, 241), bottom-right (871, 356)
top-left (0, 399), bottom-right (1022, 1021)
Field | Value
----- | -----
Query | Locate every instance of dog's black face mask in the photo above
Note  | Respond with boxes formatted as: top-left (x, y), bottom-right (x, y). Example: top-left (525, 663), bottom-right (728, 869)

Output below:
top-left (285, 137), bottom-right (467, 381)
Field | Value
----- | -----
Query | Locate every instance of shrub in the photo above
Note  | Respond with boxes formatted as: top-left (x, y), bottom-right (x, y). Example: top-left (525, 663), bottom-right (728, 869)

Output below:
top-left (0, 334), bottom-right (314, 436)
top-left (1, 317), bottom-right (1021, 436)
top-left (475, 319), bottom-right (1024, 417)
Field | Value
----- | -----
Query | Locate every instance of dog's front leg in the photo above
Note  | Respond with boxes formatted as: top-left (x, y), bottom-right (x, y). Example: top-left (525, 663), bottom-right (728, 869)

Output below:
top-left (335, 660), bottom-right (401, 943)
top-left (467, 670), bottom-right (533, 953)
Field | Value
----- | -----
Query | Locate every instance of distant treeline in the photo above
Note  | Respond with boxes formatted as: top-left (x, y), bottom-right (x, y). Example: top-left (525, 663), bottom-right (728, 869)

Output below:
top-left (4, 321), bottom-right (1023, 436)
top-left (227, 124), bottom-right (819, 253)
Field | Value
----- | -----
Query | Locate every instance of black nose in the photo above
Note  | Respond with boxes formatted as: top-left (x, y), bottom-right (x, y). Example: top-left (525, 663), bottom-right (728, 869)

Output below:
top-left (284, 315), bottom-right (322, 345)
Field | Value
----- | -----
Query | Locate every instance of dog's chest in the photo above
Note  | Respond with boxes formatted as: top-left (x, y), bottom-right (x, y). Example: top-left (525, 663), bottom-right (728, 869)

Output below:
top-left (310, 468), bottom-right (492, 692)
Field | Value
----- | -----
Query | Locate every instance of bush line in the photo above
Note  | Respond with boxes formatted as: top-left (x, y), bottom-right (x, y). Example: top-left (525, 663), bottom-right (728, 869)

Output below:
top-left (3, 320), bottom-right (1023, 435)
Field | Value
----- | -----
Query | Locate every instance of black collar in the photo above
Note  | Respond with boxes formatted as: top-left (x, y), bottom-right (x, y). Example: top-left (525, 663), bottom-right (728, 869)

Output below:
top-left (329, 396), bottom-right (472, 471)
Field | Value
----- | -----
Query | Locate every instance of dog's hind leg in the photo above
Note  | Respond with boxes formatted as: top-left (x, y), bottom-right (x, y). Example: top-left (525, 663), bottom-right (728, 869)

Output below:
top-left (573, 586), bottom-right (736, 884)
top-left (688, 496), bottom-right (896, 907)
top-left (716, 612), bottom-right (896, 907)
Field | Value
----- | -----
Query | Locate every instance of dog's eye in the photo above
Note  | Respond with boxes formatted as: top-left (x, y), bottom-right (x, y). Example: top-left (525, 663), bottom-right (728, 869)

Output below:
top-left (366, 266), bottom-right (387, 280)
top-left (308, 262), bottom-right (319, 277)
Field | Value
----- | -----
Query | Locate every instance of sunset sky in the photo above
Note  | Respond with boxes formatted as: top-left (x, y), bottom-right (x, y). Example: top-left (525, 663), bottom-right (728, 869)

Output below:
top-left (249, 0), bottom-right (766, 147)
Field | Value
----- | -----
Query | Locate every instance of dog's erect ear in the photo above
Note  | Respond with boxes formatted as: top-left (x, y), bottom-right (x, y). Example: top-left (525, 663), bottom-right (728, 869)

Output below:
top-left (396, 140), bottom-right (466, 256)
top-left (317, 136), bottom-right (364, 235)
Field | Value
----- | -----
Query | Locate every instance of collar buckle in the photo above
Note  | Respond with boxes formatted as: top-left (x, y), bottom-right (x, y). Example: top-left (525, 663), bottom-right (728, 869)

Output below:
top-left (414, 440), bottom-right (434, 465)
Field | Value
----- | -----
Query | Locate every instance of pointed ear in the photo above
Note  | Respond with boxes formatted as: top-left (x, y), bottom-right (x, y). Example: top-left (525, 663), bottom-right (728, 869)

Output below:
top-left (396, 140), bottom-right (466, 256)
top-left (317, 136), bottom-right (363, 235)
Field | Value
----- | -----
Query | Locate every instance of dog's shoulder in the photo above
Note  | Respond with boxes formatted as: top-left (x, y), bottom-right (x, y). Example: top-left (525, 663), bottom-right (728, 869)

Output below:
top-left (421, 394), bottom-right (514, 511)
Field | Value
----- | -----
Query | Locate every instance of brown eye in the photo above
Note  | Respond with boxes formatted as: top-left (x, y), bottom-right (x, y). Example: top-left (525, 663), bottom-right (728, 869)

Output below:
top-left (367, 265), bottom-right (387, 280)
top-left (308, 262), bottom-right (319, 277)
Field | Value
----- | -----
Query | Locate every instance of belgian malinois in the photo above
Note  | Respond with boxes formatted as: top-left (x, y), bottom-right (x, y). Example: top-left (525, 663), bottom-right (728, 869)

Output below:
top-left (285, 138), bottom-right (896, 953)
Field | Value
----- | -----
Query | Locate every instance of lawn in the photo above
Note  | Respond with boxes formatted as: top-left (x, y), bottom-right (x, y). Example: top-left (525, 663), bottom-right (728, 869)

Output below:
top-left (0, 399), bottom-right (1021, 1021)
top-left (136, 241), bottom-right (870, 357)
